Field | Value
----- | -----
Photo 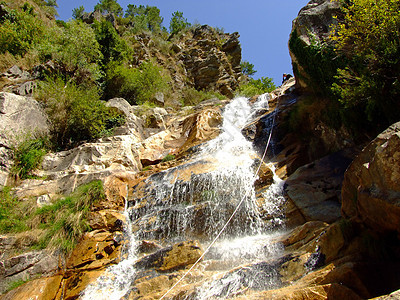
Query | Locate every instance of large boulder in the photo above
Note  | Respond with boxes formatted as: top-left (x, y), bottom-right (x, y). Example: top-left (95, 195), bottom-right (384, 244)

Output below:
top-left (0, 92), bottom-right (49, 187)
top-left (289, 0), bottom-right (342, 91)
top-left (342, 122), bottom-right (400, 235)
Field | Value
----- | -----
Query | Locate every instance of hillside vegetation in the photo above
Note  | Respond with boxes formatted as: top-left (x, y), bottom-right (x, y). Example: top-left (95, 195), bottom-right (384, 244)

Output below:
top-left (289, 0), bottom-right (400, 141)
top-left (0, 0), bottom-right (276, 152)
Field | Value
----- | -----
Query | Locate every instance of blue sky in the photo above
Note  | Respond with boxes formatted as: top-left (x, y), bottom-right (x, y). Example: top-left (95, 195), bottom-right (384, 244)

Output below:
top-left (57, 1), bottom-right (309, 85)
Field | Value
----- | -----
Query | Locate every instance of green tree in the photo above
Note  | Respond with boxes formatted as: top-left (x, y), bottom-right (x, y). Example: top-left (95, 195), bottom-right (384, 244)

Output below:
top-left (125, 5), bottom-right (163, 33)
top-left (241, 61), bottom-right (257, 76)
top-left (169, 11), bottom-right (191, 35)
top-left (94, 0), bottom-right (123, 16)
top-left (238, 76), bottom-right (276, 97)
top-left (331, 0), bottom-right (400, 125)
top-left (105, 61), bottom-right (169, 104)
top-left (93, 19), bottom-right (129, 69)
top-left (72, 5), bottom-right (85, 20)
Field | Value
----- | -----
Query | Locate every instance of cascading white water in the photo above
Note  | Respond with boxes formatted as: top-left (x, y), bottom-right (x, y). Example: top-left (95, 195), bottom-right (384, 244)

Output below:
top-left (81, 200), bottom-right (138, 300)
top-left (81, 94), bottom-right (285, 299)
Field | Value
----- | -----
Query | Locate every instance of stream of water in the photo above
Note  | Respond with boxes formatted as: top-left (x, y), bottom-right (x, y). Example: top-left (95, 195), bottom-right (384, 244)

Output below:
top-left (81, 94), bottom-right (285, 299)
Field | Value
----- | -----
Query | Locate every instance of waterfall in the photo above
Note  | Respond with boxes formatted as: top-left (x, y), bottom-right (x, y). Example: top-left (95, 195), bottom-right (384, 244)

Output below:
top-left (81, 94), bottom-right (285, 299)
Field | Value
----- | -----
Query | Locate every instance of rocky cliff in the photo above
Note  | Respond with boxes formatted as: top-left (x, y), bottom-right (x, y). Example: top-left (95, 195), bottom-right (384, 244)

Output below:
top-left (1, 0), bottom-right (400, 299)
top-left (124, 24), bottom-right (242, 99)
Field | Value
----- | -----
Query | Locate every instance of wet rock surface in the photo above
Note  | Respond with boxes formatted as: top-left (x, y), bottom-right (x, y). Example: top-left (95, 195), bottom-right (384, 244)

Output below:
top-left (1, 80), bottom-right (400, 299)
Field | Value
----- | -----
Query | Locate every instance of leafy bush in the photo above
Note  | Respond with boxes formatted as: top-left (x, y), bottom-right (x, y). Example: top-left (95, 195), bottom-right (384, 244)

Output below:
top-left (161, 154), bottom-right (175, 163)
top-left (0, 6), bottom-right (45, 56)
top-left (105, 61), bottom-right (170, 104)
top-left (169, 11), bottom-right (191, 35)
top-left (238, 77), bottom-right (276, 97)
top-left (5, 278), bottom-right (30, 293)
top-left (37, 20), bottom-right (102, 84)
top-left (331, 0), bottom-right (400, 126)
top-left (0, 181), bottom-right (105, 252)
top-left (289, 29), bottom-right (344, 97)
top-left (180, 87), bottom-right (225, 106)
top-left (11, 134), bottom-right (49, 180)
top-left (36, 77), bottom-right (125, 149)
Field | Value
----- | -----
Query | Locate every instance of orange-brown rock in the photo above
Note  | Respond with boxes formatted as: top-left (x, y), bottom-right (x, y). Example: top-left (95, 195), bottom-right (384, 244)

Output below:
top-left (0, 275), bottom-right (62, 300)
top-left (62, 269), bottom-right (105, 300)
top-left (239, 283), bottom-right (362, 300)
top-left (342, 122), bottom-right (400, 235)
top-left (66, 230), bottom-right (123, 272)
top-left (178, 108), bottom-right (222, 154)
top-left (134, 240), bottom-right (203, 272)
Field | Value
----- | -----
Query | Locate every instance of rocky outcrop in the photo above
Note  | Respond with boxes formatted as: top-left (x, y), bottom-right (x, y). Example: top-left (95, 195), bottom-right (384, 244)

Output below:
top-left (289, 0), bottom-right (342, 91)
top-left (0, 250), bottom-right (61, 294)
top-left (0, 92), bottom-right (49, 187)
top-left (342, 122), bottom-right (400, 235)
top-left (0, 66), bottom-right (36, 97)
top-left (285, 149), bottom-right (356, 225)
top-left (132, 25), bottom-right (241, 99)
top-left (179, 25), bottom-right (242, 98)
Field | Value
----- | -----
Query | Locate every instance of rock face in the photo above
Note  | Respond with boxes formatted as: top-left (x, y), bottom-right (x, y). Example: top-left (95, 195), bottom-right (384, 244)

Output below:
top-left (342, 122), bottom-right (400, 235)
top-left (179, 25), bottom-right (242, 98)
top-left (289, 0), bottom-right (341, 91)
top-left (0, 250), bottom-right (60, 294)
top-left (0, 92), bottom-right (49, 187)
top-left (285, 149), bottom-right (355, 224)
top-left (132, 25), bottom-right (241, 99)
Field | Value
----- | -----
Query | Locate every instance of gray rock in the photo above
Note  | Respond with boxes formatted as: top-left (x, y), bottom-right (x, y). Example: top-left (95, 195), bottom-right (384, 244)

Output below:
top-left (151, 92), bottom-right (164, 106)
top-left (289, 0), bottom-right (342, 91)
top-left (2, 65), bottom-right (30, 80)
top-left (14, 81), bottom-right (37, 96)
top-left (106, 98), bottom-right (145, 138)
top-left (0, 93), bottom-right (49, 187)
top-left (0, 250), bottom-right (60, 294)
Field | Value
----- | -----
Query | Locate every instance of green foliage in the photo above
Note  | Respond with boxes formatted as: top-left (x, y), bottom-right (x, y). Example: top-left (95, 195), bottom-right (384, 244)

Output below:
top-left (105, 61), bottom-right (170, 104)
top-left (72, 5), bottom-right (85, 20)
top-left (37, 20), bottom-right (102, 84)
top-left (180, 87), bottom-right (225, 106)
top-left (240, 61), bottom-right (257, 76)
top-left (0, 181), bottom-right (105, 252)
top-left (0, 187), bottom-right (30, 233)
top-left (169, 11), bottom-right (191, 35)
top-left (11, 134), bottom-right (49, 180)
top-left (125, 4), bottom-right (163, 33)
top-left (94, 0), bottom-right (123, 16)
top-left (0, 6), bottom-right (45, 56)
top-left (93, 19), bottom-right (130, 70)
top-left (36, 77), bottom-right (125, 149)
top-left (238, 77), bottom-right (276, 97)
top-left (289, 29), bottom-right (344, 97)
top-left (161, 154), bottom-right (175, 163)
top-left (331, 0), bottom-right (400, 126)
top-left (34, 180), bottom-right (105, 252)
